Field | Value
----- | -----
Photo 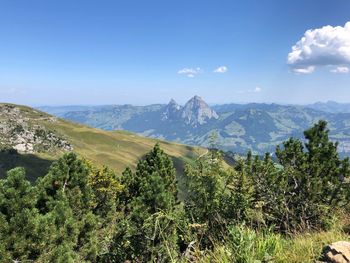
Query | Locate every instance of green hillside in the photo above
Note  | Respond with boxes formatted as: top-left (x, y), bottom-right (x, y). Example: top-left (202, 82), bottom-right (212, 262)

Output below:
top-left (0, 103), bottom-right (204, 180)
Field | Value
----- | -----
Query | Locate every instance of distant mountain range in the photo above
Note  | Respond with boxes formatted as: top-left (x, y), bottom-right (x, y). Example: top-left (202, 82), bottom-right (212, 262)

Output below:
top-left (0, 103), bottom-right (203, 181)
top-left (38, 98), bottom-right (350, 156)
top-left (306, 101), bottom-right (350, 113)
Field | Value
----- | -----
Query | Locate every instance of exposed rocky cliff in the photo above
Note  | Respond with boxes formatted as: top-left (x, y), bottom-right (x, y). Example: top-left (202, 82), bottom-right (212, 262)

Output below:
top-left (0, 104), bottom-right (72, 154)
top-left (161, 99), bottom-right (182, 121)
top-left (180, 96), bottom-right (218, 126)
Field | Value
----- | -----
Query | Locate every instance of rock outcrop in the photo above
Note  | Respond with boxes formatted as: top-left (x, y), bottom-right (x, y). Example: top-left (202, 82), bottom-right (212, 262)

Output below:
top-left (319, 241), bottom-right (350, 263)
top-left (0, 104), bottom-right (73, 153)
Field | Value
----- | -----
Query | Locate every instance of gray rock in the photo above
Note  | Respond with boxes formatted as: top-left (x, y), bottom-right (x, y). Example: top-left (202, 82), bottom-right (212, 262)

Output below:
top-left (181, 95), bottom-right (218, 126)
top-left (321, 241), bottom-right (350, 263)
top-left (161, 99), bottom-right (182, 121)
top-left (0, 104), bottom-right (73, 153)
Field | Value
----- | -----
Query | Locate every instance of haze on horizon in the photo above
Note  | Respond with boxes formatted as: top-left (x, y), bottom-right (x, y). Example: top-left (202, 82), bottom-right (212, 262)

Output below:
top-left (0, 0), bottom-right (350, 106)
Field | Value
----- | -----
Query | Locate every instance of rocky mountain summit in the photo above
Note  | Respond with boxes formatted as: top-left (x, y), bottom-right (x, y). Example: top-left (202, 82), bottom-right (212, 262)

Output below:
top-left (0, 104), bottom-right (72, 154)
top-left (161, 99), bottom-right (182, 121)
top-left (181, 95), bottom-right (219, 126)
top-left (161, 96), bottom-right (218, 126)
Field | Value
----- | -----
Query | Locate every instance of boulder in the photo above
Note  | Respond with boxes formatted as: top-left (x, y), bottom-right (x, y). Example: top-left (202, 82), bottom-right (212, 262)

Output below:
top-left (321, 241), bottom-right (350, 263)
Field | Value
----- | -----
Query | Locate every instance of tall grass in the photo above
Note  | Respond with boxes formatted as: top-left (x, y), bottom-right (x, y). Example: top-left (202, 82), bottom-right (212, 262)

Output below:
top-left (196, 214), bottom-right (350, 263)
top-left (199, 225), bottom-right (283, 263)
top-left (227, 225), bottom-right (282, 263)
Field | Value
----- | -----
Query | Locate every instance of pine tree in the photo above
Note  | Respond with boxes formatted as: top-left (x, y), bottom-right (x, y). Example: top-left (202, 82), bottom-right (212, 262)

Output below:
top-left (35, 153), bottom-right (114, 261)
top-left (232, 160), bottom-right (254, 223)
top-left (36, 152), bottom-right (94, 213)
top-left (115, 144), bottom-right (182, 262)
top-left (275, 120), bottom-right (350, 230)
top-left (0, 168), bottom-right (41, 261)
top-left (184, 149), bottom-right (236, 248)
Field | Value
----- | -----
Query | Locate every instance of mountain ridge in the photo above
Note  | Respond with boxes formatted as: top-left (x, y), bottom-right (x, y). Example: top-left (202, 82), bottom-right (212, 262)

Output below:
top-left (37, 98), bottom-right (350, 156)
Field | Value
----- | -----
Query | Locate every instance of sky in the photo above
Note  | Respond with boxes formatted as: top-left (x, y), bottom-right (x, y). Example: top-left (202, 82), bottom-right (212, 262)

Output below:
top-left (0, 0), bottom-right (350, 106)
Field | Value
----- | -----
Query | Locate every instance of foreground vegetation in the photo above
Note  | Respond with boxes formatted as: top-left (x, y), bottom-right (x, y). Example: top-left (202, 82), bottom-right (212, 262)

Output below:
top-left (0, 120), bottom-right (349, 262)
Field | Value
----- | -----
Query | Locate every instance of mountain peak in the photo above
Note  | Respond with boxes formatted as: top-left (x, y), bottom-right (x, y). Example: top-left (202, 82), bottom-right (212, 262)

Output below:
top-left (162, 99), bottom-right (182, 120)
top-left (169, 98), bottom-right (178, 105)
top-left (182, 96), bottom-right (218, 126)
top-left (190, 95), bottom-right (204, 102)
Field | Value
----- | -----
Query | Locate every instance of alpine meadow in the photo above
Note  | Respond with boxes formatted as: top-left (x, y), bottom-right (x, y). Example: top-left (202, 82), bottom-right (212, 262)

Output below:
top-left (1, 1), bottom-right (350, 262)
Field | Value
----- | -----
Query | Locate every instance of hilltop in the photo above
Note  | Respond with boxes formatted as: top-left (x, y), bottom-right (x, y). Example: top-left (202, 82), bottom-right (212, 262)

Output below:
top-left (0, 103), bottom-right (204, 181)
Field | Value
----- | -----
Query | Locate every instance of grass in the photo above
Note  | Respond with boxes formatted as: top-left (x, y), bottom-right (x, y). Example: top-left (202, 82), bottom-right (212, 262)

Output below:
top-left (275, 213), bottom-right (350, 263)
top-left (0, 103), bottom-right (205, 180)
top-left (197, 231), bottom-right (350, 263)
top-left (198, 220), bottom-right (350, 263)
top-left (276, 229), bottom-right (350, 263)
top-left (44, 118), bottom-right (204, 172)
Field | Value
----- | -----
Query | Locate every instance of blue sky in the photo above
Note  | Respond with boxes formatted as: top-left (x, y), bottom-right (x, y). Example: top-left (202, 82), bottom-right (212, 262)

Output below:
top-left (0, 0), bottom-right (350, 105)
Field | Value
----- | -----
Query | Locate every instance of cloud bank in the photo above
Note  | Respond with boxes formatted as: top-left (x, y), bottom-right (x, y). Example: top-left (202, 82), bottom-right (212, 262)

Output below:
top-left (330, 66), bottom-right (349, 73)
top-left (213, 66), bottom-right (228, 73)
top-left (178, 67), bottom-right (201, 78)
top-left (287, 21), bottom-right (350, 73)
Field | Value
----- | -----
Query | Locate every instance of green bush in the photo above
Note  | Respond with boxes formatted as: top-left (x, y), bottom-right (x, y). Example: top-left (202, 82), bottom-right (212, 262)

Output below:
top-left (0, 121), bottom-right (349, 262)
top-left (227, 225), bottom-right (283, 263)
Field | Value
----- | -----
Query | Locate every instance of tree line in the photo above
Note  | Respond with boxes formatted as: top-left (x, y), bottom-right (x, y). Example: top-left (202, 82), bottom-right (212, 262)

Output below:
top-left (0, 120), bottom-right (349, 262)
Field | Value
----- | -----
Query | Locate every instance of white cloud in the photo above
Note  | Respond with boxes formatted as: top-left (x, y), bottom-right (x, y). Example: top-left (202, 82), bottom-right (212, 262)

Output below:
top-left (178, 67), bottom-right (201, 77)
top-left (287, 21), bottom-right (350, 73)
top-left (213, 66), bottom-right (228, 73)
top-left (254, 86), bottom-right (262, 92)
top-left (330, 66), bottom-right (349, 73)
top-left (293, 66), bottom-right (315, 74)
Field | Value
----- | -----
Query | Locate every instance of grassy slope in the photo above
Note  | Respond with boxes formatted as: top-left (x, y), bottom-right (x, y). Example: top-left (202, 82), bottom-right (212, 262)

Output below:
top-left (198, 213), bottom-right (350, 262)
top-left (0, 103), bottom-right (204, 180)
top-left (46, 120), bottom-right (202, 172)
top-left (204, 227), bottom-right (350, 263)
